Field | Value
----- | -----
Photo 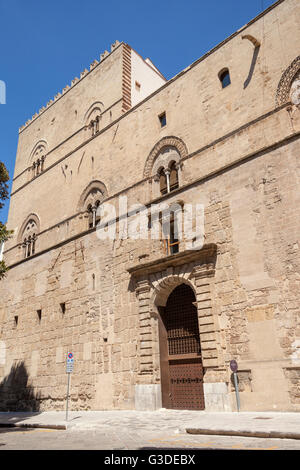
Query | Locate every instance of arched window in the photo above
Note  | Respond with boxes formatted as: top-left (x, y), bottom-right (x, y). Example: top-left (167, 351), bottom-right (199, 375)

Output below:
top-left (219, 68), bottom-right (231, 88)
top-left (90, 115), bottom-right (101, 137)
top-left (147, 139), bottom-right (186, 199)
top-left (169, 162), bottom-right (179, 192)
top-left (78, 181), bottom-right (108, 231)
top-left (87, 200), bottom-right (101, 228)
top-left (159, 168), bottom-right (168, 195)
top-left (22, 220), bottom-right (38, 258)
top-left (32, 156), bottom-right (45, 178)
top-left (29, 141), bottom-right (47, 179)
top-left (158, 162), bottom-right (179, 196)
top-left (84, 102), bottom-right (104, 138)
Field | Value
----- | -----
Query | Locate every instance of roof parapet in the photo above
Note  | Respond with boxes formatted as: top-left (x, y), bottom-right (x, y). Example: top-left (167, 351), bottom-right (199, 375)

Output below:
top-left (19, 40), bottom-right (122, 133)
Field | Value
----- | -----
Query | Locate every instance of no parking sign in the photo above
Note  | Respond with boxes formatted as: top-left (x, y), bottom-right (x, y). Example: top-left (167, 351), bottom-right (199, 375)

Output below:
top-left (66, 352), bottom-right (74, 421)
top-left (66, 352), bottom-right (74, 373)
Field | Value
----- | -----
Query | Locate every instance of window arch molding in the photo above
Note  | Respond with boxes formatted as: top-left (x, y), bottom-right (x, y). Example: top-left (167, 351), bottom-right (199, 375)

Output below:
top-left (143, 136), bottom-right (188, 179)
top-left (28, 140), bottom-right (48, 165)
top-left (77, 180), bottom-right (108, 211)
top-left (144, 136), bottom-right (187, 199)
top-left (276, 55), bottom-right (300, 107)
top-left (18, 213), bottom-right (41, 244)
top-left (18, 213), bottom-right (40, 258)
top-left (78, 180), bottom-right (108, 229)
top-left (28, 140), bottom-right (48, 179)
top-left (83, 101), bottom-right (104, 136)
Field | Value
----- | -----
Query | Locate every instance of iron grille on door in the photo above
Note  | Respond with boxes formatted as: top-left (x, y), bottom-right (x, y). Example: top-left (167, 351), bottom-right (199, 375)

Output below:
top-left (164, 284), bottom-right (201, 356)
top-left (160, 283), bottom-right (205, 410)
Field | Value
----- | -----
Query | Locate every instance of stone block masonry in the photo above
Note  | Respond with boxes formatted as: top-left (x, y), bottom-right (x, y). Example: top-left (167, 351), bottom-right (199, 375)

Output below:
top-left (0, 0), bottom-right (299, 412)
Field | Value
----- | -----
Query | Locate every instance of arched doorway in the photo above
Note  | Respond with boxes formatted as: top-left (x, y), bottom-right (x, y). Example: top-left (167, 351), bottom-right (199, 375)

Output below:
top-left (158, 283), bottom-right (205, 410)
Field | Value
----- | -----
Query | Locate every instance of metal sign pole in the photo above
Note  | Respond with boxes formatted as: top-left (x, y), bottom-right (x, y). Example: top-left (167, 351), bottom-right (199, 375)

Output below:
top-left (66, 352), bottom-right (74, 422)
top-left (233, 372), bottom-right (240, 412)
top-left (230, 359), bottom-right (240, 412)
top-left (66, 372), bottom-right (70, 422)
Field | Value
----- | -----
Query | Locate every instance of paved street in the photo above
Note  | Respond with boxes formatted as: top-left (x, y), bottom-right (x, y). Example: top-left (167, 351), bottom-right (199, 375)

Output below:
top-left (0, 423), bottom-right (300, 451)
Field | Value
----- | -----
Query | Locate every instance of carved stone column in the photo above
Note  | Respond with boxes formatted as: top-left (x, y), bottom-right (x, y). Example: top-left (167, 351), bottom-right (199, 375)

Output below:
top-left (193, 262), bottom-right (218, 370)
top-left (135, 278), bottom-right (153, 378)
top-left (193, 262), bottom-right (231, 411)
top-left (135, 278), bottom-right (162, 410)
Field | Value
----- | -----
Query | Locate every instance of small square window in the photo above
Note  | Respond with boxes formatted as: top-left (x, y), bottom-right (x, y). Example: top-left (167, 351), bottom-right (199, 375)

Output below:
top-left (159, 112), bottom-right (166, 127)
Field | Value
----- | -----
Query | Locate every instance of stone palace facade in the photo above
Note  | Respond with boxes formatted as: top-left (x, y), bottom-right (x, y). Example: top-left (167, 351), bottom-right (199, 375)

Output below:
top-left (0, 0), bottom-right (299, 412)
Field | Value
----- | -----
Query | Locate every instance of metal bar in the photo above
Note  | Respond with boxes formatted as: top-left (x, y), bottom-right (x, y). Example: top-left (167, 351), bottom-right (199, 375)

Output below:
top-left (66, 372), bottom-right (70, 421)
top-left (233, 372), bottom-right (240, 412)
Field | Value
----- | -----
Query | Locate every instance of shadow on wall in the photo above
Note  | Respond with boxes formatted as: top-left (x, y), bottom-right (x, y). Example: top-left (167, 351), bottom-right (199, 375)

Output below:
top-left (0, 361), bottom-right (41, 412)
top-left (243, 45), bottom-right (260, 89)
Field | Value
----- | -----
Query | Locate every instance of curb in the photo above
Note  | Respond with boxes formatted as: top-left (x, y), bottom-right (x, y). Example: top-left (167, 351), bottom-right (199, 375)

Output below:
top-left (186, 428), bottom-right (300, 440)
top-left (0, 422), bottom-right (67, 430)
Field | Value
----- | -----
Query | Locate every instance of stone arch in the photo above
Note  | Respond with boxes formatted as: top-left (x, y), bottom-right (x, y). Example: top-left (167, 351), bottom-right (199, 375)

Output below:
top-left (77, 180), bottom-right (108, 212)
top-left (276, 55), bottom-right (300, 106)
top-left (28, 140), bottom-right (48, 165)
top-left (143, 136), bottom-right (188, 179)
top-left (150, 271), bottom-right (197, 309)
top-left (18, 213), bottom-right (40, 258)
top-left (130, 245), bottom-right (227, 410)
top-left (152, 148), bottom-right (181, 179)
top-left (18, 213), bottom-right (40, 244)
top-left (28, 140), bottom-right (48, 179)
top-left (83, 101), bottom-right (104, 126)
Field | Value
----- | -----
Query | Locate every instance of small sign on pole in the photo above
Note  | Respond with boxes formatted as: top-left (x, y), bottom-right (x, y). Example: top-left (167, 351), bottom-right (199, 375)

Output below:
top-left (66, 352), bottom-right (74, 373)
top-left (230, 359), bottom-right (240, 412)
top-left (66, 352), bottom-right (74, 421)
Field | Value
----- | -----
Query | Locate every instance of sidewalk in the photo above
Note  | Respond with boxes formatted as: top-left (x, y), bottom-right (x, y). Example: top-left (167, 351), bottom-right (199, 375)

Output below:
top-left (0, 409), bottom-right (299, 440)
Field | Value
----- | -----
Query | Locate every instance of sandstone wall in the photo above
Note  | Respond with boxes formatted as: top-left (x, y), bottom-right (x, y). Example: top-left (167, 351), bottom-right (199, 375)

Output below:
top-left (1, 0), bottom-right (299, 411)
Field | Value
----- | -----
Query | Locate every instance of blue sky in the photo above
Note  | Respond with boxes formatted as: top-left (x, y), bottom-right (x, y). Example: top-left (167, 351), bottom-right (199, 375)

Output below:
top-left (0, 0), bottom-right (276, 223)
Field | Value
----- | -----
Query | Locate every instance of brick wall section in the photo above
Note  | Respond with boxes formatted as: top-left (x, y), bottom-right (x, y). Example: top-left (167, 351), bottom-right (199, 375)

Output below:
top-left (122, 44), bottom-right (132, 113)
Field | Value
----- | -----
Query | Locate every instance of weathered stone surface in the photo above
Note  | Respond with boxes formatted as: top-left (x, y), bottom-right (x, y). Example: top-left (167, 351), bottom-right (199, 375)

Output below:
top-left (0, 0), bottom-right (299, 412)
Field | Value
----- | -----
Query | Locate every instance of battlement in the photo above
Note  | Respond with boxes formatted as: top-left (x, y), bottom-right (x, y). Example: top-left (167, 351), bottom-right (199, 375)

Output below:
top-left (18, 40), bottom-right (122, 133)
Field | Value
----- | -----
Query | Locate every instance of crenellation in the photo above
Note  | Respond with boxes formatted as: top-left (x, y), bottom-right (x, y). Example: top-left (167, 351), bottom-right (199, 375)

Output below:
top-left (111, 40), bottom-right (120, 52)
top-left (18, 41), bottom-right (124, 133)
top-left (100, 50), bottom-right (109, 61)
top-left (89, 60), bottom-right (98, 71)
top-left (80, 69), bottom-right (88, 79)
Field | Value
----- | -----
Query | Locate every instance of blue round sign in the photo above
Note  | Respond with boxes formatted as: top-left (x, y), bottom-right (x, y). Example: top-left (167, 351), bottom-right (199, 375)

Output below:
top-left (68, 352), bottom-right (73, 359)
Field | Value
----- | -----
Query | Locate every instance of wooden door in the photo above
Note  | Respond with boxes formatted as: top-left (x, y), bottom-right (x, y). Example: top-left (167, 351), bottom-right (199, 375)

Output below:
top-left (158, 283), bottom-right (205, 410)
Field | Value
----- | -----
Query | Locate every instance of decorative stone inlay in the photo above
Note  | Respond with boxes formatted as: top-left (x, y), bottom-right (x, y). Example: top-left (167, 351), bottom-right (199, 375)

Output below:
top-left (276, 55), bottom-right (300, 106)
top-left (290, 79), bottom-right (300, 106)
